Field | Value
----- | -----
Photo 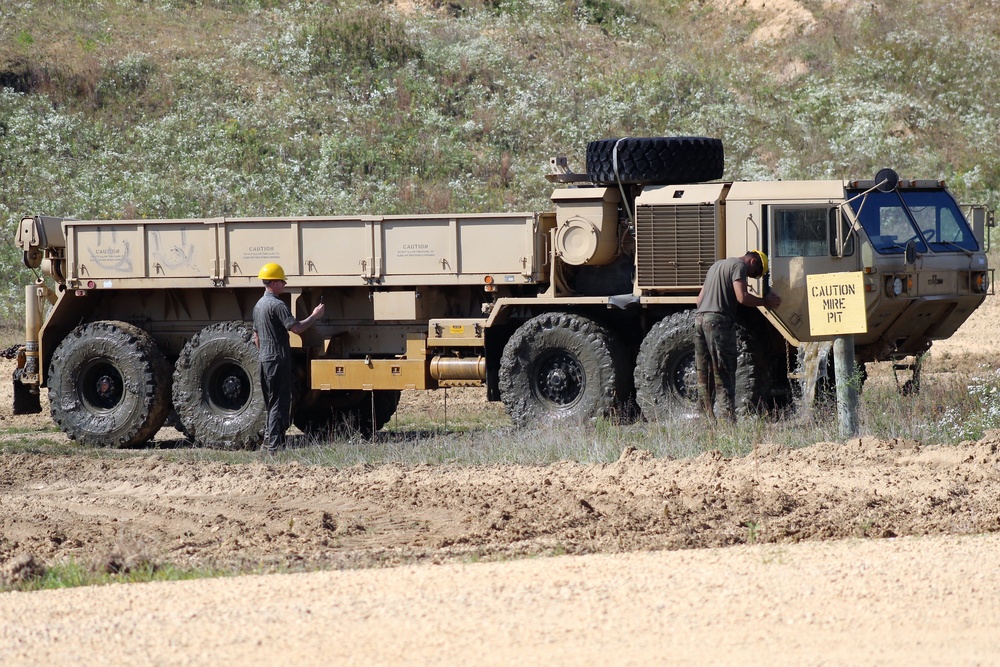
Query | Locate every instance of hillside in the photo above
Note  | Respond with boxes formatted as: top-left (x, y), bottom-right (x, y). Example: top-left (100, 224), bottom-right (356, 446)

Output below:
top-left (1, 0), bottom-right (999, 315)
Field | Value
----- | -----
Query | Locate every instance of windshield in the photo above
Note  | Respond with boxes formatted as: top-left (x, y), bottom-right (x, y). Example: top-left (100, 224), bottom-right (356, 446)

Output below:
top-left (847, 188), bottom-right (979, 254)
top-left (899, 190), bottom-right (979, 252)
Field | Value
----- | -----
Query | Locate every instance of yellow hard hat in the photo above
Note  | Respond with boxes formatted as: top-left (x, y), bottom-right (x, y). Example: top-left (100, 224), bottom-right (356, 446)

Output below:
top-left (258, 262), bottom-right (287, 282)
top-left (750, 250), bottom-right (768, 274)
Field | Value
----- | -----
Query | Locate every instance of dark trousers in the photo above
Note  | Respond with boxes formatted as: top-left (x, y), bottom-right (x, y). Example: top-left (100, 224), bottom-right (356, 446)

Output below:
top-left (260, 356), bottom-right (292, 450)
top-left (694, 313), bottom-right (737, 421)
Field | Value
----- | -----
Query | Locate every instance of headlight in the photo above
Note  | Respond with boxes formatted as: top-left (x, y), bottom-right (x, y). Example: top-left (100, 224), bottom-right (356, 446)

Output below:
top-left (885, 275), bottom-right (904, 297)
top-left (973, 272), bottom-right (989, 294)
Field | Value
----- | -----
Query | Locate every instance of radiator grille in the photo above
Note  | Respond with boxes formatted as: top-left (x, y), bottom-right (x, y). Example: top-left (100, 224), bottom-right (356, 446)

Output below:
top-left (635, 204), bottom-right (718, 289)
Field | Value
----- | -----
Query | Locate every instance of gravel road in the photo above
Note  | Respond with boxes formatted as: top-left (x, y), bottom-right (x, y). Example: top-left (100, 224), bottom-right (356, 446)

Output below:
top-left (2, 533), bottom-right (998, 666)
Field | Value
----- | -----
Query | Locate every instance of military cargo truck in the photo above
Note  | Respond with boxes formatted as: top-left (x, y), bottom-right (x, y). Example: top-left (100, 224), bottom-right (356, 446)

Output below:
top-left (11, 137), bottom-right (992, 447)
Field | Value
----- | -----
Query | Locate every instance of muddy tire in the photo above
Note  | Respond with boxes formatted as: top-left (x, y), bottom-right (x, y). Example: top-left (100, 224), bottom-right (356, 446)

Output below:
top-left (634, 311), bottom-right (698, 421)
top-left (499, 312), bottom-right (626, 427)
top-left (635, 312), bottom-right (773, 421)
top-left (586, 136), bottom-right (724, 185)
top-left (733, 322), bottom-right (772, 415)
top-left (807, 352), bottom-right (868, 404)
top-left (172, 322), bottom-right (265, 449)
top-left (48, 321), bottom-right (171, 447)
top-left (293, 389), bottom-right (401, 439)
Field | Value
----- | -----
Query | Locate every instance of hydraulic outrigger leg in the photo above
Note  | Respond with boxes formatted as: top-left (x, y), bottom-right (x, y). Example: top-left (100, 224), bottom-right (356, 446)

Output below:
top-left (12, 283), bottom-right (44, 415)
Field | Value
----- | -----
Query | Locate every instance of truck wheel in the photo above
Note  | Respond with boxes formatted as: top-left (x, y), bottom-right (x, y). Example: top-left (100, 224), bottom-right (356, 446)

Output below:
top-left (172, 322), bottom-right (265, 449)
top-left (733, 323), bottom-right (772, 416)
top-left (293, 390), bottom-right (401, 439)
top-left (635, 312), bottom-right (774, 421)
top-left (499, 312), bottom-right (626, 427)
top-left (634, 311), bottom-right (698, 421)
top-left (586, 136), bottom-right (724, 185)
top-left (808, 356), bottom-right (868, 403)
top-left (48, 321), bottom-right (171, 447)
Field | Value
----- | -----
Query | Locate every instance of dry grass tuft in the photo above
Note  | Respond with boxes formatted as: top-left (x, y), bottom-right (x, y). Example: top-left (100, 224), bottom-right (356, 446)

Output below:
top-left (0, 553), bottom-right (47, 586)
top-left (92, 537), bottom-right (160, 576)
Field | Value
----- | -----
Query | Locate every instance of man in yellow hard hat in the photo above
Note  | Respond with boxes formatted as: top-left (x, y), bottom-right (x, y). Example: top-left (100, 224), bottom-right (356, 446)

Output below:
top-left (252, 263), bottom-right (325, 453)
top-left (694, 250), bottom-right (781, 422)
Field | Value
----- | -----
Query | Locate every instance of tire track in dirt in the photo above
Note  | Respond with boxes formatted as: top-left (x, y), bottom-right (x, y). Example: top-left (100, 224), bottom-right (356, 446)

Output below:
top-left (3, 435), bottom-right (1000, 574)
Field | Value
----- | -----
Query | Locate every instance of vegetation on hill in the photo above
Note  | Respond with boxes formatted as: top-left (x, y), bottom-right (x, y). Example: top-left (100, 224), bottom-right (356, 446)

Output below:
top-left (1, 0), bottom-right (998, 315)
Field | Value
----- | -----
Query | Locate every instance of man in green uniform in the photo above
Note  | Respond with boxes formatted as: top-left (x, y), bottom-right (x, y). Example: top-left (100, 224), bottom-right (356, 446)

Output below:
top-left (694, 250), bottom-right (781, 422)
top-left (253, 263), bottom-right (325, 453)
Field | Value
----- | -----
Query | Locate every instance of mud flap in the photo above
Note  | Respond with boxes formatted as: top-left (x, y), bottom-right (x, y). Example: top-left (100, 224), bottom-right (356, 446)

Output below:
top-left (11, 344), bottom-right (42, 414)
top-left (12, 375), bottom-right (42, 414)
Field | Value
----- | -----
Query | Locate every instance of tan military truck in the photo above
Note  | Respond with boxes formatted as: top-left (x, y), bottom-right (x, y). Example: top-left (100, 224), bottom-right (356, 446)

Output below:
top-left (11, 137), bottom-right (992, 447)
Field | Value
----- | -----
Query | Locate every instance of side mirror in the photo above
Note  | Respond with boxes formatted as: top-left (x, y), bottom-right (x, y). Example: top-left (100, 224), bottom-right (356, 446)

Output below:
top-left (875, 168), bottom-right (899, 193)
top-left (904, 239), bottom-right (917, 265)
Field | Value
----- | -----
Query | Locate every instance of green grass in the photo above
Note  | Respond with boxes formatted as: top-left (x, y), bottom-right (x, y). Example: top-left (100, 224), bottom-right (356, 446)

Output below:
top-left (3, 558), bottom-right (238, 593)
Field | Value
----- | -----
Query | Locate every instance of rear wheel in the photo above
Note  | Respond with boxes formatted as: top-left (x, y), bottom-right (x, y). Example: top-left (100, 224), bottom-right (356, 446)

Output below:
top-left (48, 321), bottom-right (171, 447)
top-left (499, 312), bottom-right (627, 427)
top-left (172, 322), bottom-right (265, 449)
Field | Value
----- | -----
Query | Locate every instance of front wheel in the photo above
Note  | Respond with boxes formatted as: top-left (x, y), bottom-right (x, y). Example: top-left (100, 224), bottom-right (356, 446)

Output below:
top-left (48, 321), bottom-right (171, 447)
top-left (499, 312), bottom-right (627, 427)
top-left (172, 322), bottom-right (266, 449)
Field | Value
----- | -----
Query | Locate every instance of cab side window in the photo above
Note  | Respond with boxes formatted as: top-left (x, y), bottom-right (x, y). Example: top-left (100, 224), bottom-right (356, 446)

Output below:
top-left (772, 207), bottom-right (852, 257)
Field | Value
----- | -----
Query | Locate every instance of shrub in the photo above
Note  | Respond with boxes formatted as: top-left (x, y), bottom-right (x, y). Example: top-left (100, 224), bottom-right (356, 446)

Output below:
top-left (96, 53), bottom-right (157, 104)
top-left (305, 9), bottom-right (422, 76)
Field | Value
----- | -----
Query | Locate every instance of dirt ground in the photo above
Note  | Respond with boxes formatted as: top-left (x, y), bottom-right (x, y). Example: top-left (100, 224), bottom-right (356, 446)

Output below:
top-left (1, 290), bottom-right (999, 664)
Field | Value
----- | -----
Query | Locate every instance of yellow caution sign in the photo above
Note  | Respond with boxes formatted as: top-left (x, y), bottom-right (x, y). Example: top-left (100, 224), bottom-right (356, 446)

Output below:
top-left (807, 272), bottom-right (868, 336)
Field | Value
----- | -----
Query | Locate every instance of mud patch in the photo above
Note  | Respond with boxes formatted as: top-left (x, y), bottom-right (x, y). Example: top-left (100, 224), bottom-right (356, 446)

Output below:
top-left (2, 434), bottom-right (1000, 573)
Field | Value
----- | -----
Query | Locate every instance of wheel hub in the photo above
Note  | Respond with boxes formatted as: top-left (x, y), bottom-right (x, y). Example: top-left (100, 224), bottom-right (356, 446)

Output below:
top-left (221, 375), bottom-right (244, 402)
top-left (206, 361), bottom-right (252, 413)
top-left (670, 355), bottom-right (696, 398)
top-left (95, 375), bottom-right (116, 400)
top-left (80, 360), bottom-right (125, 412)
top-left (548, 368), bottom-right (568, 391)
top-left (536, 351), bottom-right (584, 406)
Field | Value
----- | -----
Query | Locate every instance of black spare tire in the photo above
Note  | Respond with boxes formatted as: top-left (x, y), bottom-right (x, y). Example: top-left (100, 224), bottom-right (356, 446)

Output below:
top-left (172, 321), bottom-right (266, 449)
top-left (48, 321), bottom-right (171, 447)
top-left (586, 136), bottom-right (724, 185)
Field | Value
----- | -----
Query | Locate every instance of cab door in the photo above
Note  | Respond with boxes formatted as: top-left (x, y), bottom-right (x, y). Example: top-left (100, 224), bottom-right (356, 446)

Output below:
top-left (765, 204), bottom-right (859, 344)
